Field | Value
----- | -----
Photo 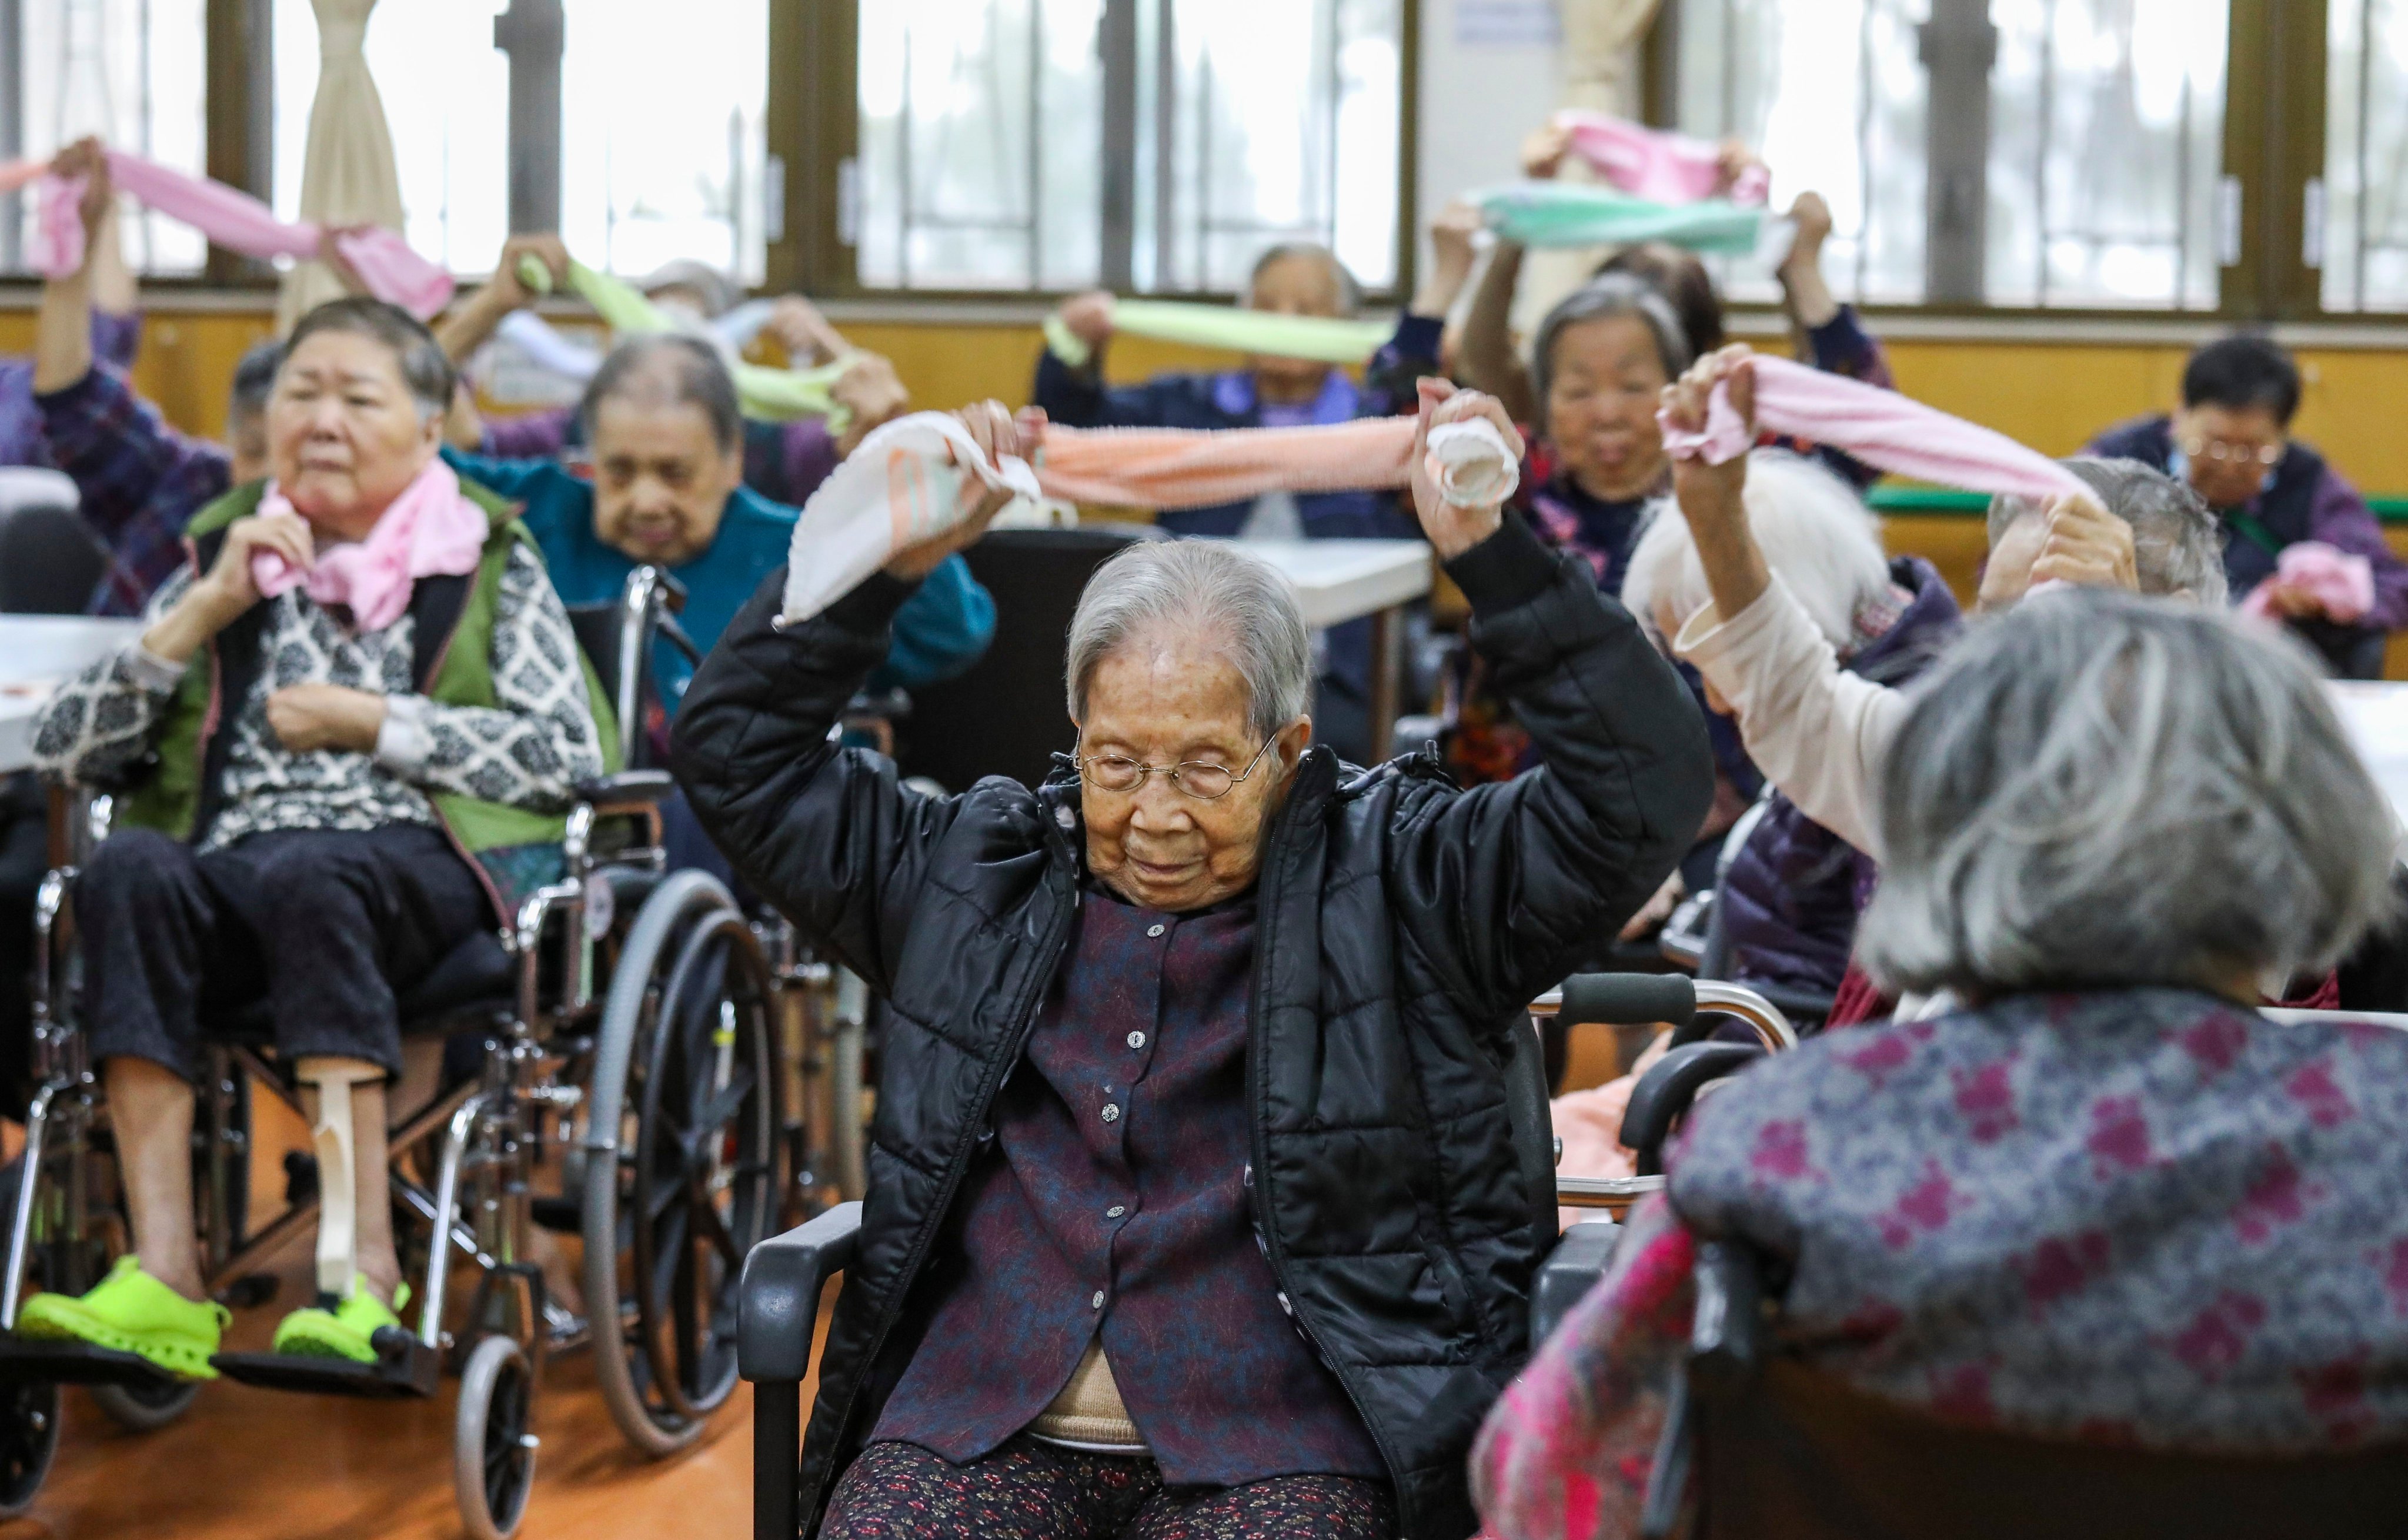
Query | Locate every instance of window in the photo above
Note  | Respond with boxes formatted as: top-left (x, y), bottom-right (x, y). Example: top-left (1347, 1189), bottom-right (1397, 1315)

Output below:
top-left (560, 0), bottom-right (769, 284)
top-left (1669, 0), bottom-right (1928, 305)
top-left (2324, 0), bottom-right (2408, 312)
top-left (853, 0), bottom-right (1408, 295)
top-left (6, 0), bottom-right (211, 274)
top-left (274, 0), bottom-right (510, 275)
top-left (1666, 0), bottom-right (2229, 311)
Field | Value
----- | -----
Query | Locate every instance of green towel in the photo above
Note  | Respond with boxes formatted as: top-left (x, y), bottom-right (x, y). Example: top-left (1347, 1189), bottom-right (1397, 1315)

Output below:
top-left (552, 259), bottom-right (853, 427)
top-left (1043, 299), bottom-right (1394, 369)
top-left (1476, 182), bottom-right (1766, 253)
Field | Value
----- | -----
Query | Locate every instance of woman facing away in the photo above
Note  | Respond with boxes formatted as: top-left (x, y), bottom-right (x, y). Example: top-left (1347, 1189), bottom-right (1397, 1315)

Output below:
top-left (1474, 589), bottom-right (2408, 1540)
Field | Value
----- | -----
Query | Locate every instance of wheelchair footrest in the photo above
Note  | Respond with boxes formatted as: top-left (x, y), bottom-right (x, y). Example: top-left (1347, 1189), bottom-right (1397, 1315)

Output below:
top-left (0, 1335), bottom-right (194, 1390)
top-left (211, 1327), bottom-right (440, 1398)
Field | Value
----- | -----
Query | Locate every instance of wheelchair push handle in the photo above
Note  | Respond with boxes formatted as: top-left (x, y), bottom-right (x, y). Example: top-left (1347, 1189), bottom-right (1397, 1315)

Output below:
top-left (1534, 973), bottom-right (1696, 1029)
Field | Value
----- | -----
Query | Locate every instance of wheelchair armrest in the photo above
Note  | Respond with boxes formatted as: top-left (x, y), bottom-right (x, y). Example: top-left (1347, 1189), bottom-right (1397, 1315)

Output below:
top-left (1622, 1041), bottom-right (1764, 1177)
top-left (739, 1201), bottom-right (862, 1384)
top-left (576, 770), bottom-right (676, 806)
top-left (1688, 1239), bottom-right (1765, 1399)
top-left (1532, 1218), bottom-right (1621, 1343)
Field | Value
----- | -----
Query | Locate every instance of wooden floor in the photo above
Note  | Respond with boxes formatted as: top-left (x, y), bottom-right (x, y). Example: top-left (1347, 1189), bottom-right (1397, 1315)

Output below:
top-left (0, 1099), bottom-right (794, 1540)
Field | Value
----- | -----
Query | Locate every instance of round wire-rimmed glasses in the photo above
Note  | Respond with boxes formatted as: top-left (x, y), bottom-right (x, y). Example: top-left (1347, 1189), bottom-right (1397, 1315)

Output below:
top-left (1075, 734), bottom-right (1278, 801)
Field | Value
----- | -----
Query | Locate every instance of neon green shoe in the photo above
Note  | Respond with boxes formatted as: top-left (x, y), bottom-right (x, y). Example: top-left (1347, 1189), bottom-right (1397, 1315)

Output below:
top-left (272, 1277), bottom-right (410, 1364)
top-left (14, 1255), bottom-right (226, 1379)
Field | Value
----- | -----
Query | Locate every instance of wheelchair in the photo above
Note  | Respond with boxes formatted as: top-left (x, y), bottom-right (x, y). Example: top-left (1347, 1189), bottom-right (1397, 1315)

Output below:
top-left (733, 971), bottom-right (1796, 1539)
top-left (0, 566), bottom-right (794, 1536)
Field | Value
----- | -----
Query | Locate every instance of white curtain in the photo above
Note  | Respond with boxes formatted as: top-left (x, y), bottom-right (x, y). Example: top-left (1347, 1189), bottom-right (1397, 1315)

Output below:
top-left (276, 0), bottom-right (406, 335)
top-left (1515, 0), bottom-right (1668, 336)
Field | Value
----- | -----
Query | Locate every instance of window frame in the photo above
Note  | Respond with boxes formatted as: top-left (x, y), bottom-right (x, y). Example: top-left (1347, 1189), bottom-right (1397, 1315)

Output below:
top-left (768, 0), bottom-right (1424, 306)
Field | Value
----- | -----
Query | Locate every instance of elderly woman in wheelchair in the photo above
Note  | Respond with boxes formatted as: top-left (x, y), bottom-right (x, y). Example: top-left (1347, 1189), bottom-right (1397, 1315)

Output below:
top-left (15, 298), bottom-right (609, 1371)
top-left (1475, 590), bottom-right (2408, 1540)
top-left (673, 384), bottom-right (1715, 1540)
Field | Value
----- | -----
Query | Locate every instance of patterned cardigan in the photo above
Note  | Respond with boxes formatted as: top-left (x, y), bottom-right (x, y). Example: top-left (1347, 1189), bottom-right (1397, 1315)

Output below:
top-left (1473, 988), bottom-right (2408, 1540)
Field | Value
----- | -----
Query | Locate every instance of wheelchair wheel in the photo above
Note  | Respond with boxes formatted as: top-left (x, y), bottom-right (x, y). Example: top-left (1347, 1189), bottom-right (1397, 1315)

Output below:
top-left (453, 1334), bottom-right (536, 1540)
top-left (582, 870), bottom-right (781, 1456)
top-left (0, 1380), bottom-right (59, 1519)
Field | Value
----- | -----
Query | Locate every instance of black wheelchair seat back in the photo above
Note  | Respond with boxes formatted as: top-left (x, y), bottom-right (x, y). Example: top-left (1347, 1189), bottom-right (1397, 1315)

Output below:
top-left (1652, 1241), bottom-right (2408, 1540)
top-left (0, 474), bottom-right (105, 617)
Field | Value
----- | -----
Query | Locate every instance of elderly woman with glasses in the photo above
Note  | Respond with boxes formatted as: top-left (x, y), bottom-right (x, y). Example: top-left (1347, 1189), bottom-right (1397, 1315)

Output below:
top-left (1474, 589), bottom-right (2408, 1540)
top-left (671, 383), bottom-right (1715, 1540)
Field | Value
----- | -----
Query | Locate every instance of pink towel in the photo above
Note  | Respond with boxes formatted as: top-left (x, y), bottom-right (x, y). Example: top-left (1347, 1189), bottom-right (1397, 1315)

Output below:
top-left (1555, 111), bottom-right (1771, 207)
top-left (2241, 540), bottom-right (2376, 624)
top-left (0, 159), bottom-right (42, 195)
top-left (35, 153), bottom-right (453, 319)
top-left (1659, 354), bottom-right (2090, 503)
top-left (1036, 417), bottom-right (1515, 510)
top-left (251, 457), bottom-right (490, 633)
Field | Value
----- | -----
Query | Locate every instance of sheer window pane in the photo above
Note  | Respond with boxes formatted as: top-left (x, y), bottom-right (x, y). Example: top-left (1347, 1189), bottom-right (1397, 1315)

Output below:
top-left (856, 0), bottom-right (1104, 292)
top-left (856, 0), bottom-right (1403, 294)
top-left (2326, 0), bottom-right (2408, 312)
top-left (561, 0), bottom-right (769, 286)
top-left (275, 0), bottom-right (510, 276)
top-left (1986, 0), bottom-right (2227, 309)
top-left (1672, 0), bottom-right (1928, 305)
top-left (1133, 0), bottom-right (1401, 294)
top-left (12, 0), bottom-right (209, 275)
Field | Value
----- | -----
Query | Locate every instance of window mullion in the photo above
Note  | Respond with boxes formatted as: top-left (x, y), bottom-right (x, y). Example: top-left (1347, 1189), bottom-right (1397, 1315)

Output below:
top-left (1099, 0), bottom-right (1140, 292)
top-left (492, 0), bottom-right (563, 236)
top-left (1919, 0), bottom-right (1998, 305)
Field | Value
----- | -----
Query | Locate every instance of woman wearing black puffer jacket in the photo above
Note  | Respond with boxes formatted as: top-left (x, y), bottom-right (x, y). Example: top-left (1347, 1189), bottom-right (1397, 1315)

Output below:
top-left (670, 386), bottom-right (1714, 1540)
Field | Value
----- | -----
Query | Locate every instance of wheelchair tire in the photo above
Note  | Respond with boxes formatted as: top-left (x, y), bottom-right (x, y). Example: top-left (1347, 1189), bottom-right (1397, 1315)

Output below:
top-left (0, 1380), bottom-right (58, 1519)
top-left (581, 870), bottom-right (781, 1457)
top-left (87, 1377), bottom-right (199, 1434)
top-left (453, 1334), bottom-right (536, 1540)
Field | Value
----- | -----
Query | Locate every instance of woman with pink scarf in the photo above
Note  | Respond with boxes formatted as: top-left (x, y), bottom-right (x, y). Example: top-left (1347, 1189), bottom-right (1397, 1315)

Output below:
top-left (18, 299), bottom-right (605, 1376)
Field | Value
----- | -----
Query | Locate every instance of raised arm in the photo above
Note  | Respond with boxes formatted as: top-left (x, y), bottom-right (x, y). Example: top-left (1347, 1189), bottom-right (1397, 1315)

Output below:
top-left (33, 139), bottom-right (118, 397)
top-left (1455, 241), bottom-right (1536, 427)
top-left (1390, 385), bottom-right (1716, 1017)
top-left (669, 404), bottom-right (1031, 990)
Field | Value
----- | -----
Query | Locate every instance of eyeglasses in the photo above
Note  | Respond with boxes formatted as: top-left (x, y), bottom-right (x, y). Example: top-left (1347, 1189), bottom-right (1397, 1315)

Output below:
top-left (2178, 436), bottom-right (2283, 469)
top-left (1076, 734), bottom-right (1278, 801)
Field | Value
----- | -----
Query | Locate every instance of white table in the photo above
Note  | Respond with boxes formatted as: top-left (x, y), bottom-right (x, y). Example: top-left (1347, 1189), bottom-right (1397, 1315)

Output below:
top-left (1238, 539), bottom-right (1434, 760)
top-left (0, 617), bottom-right (141, 773)
top-left (2326, 681), bottom-right (2408, 831)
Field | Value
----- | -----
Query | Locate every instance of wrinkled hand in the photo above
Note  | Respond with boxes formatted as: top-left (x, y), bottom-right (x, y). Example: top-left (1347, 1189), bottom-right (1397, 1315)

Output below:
top-left (484, 234), bottom-right (572, 311)
top-left (2026, 492), bottom-right (2139, 593)
top-left (1430, 200), bottom-right (1484, 276)
top-left (883, 401), bottom-right (1046, 580)
top-left (832, 351), bottom-right (910, 445)
top-left (54, 137), bottom-right (111, 239)
top-left (314, 225), bottom-right (376, 296)
top-left (1716, 141), bottom-right (1768, 197)
top-left (1618, 870), bottom-right (1684, 943)
top-left (765, 295), bottom-right (848, 364)
top-left (1782, 192), bottom-right (1833, 272)
top-left (1407, 380), bottom-right (1522, 560)
top-left (1519, 121), bottom-right (1574, 181)
top-left (1664, 345), bottom-right (1758, 530)
top-left (1058, 291), bottom-right (1116, 352)
top-left (2259, 580), bottom-right (2330, 619)
top-left (192, 511), bottom-right (314, 627)
top-left (266, 684), bottom-right (387, 755)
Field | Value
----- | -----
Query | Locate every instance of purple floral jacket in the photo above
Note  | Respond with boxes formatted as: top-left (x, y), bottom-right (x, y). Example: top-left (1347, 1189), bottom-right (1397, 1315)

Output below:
top-left (1473, 988), bottom-right (2408, 1540)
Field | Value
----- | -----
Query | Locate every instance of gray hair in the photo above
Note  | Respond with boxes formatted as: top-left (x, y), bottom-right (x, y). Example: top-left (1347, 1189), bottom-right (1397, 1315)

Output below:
top-left (581, 335), bottom-right (743, 454)
top-left (1861, 589), bottom-right (2397, 998)
top-left (1986, 456), bottom-right (2228, 604)
top-left (282, 296), bottom-right (455, 421)
top-left (1622, 450), bottom-right (1891, 652)
top-left (1246, 242), bottom-right (1362, 315)
top-left (1531, 273), bottom-right (1695, 414)
top-left (1066, 540), bottom-right (1313, 741)
top-left (639, 258), bottom-right (743, 320)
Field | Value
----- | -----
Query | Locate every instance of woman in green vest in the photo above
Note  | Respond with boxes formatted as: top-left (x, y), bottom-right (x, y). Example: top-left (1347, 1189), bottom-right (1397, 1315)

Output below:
top-left (15, 298), bottom-right (609, 1376)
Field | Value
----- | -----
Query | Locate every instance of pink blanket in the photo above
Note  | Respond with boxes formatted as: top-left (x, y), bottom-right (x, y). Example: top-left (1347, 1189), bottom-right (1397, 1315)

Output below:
top-left (1555, 111), bottom-right (1771, 207)
top-left (252, 458), bottom-right (490, 633)
top-left (34, 153), bottom-right (453, 319)
top-left (2240, 540), bottom-right (2376, 624)
top-left (1659, 354), bottom-right (2090, 502)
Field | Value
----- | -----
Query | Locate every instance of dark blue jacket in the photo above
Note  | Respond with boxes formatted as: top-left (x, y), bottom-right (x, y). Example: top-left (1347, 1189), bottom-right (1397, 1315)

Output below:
top-left (1717, 556), bottom-right (1961, 994)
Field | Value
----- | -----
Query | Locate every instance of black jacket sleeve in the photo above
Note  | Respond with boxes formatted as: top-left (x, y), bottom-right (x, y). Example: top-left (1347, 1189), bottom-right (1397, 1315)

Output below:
top-left (1389, 513), bottom-right (1715, 1020)
top-left (667, 568), bottom-right (959, 996)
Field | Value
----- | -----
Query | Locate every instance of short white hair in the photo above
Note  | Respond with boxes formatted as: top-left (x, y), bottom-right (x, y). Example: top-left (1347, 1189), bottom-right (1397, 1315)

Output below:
top-left (1621, 450), bottom-right (1892, 649)
top-left (1862, 589), bottom-right (2398, 997)
top-left (1066, 540), bottom-right (1312, 741)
